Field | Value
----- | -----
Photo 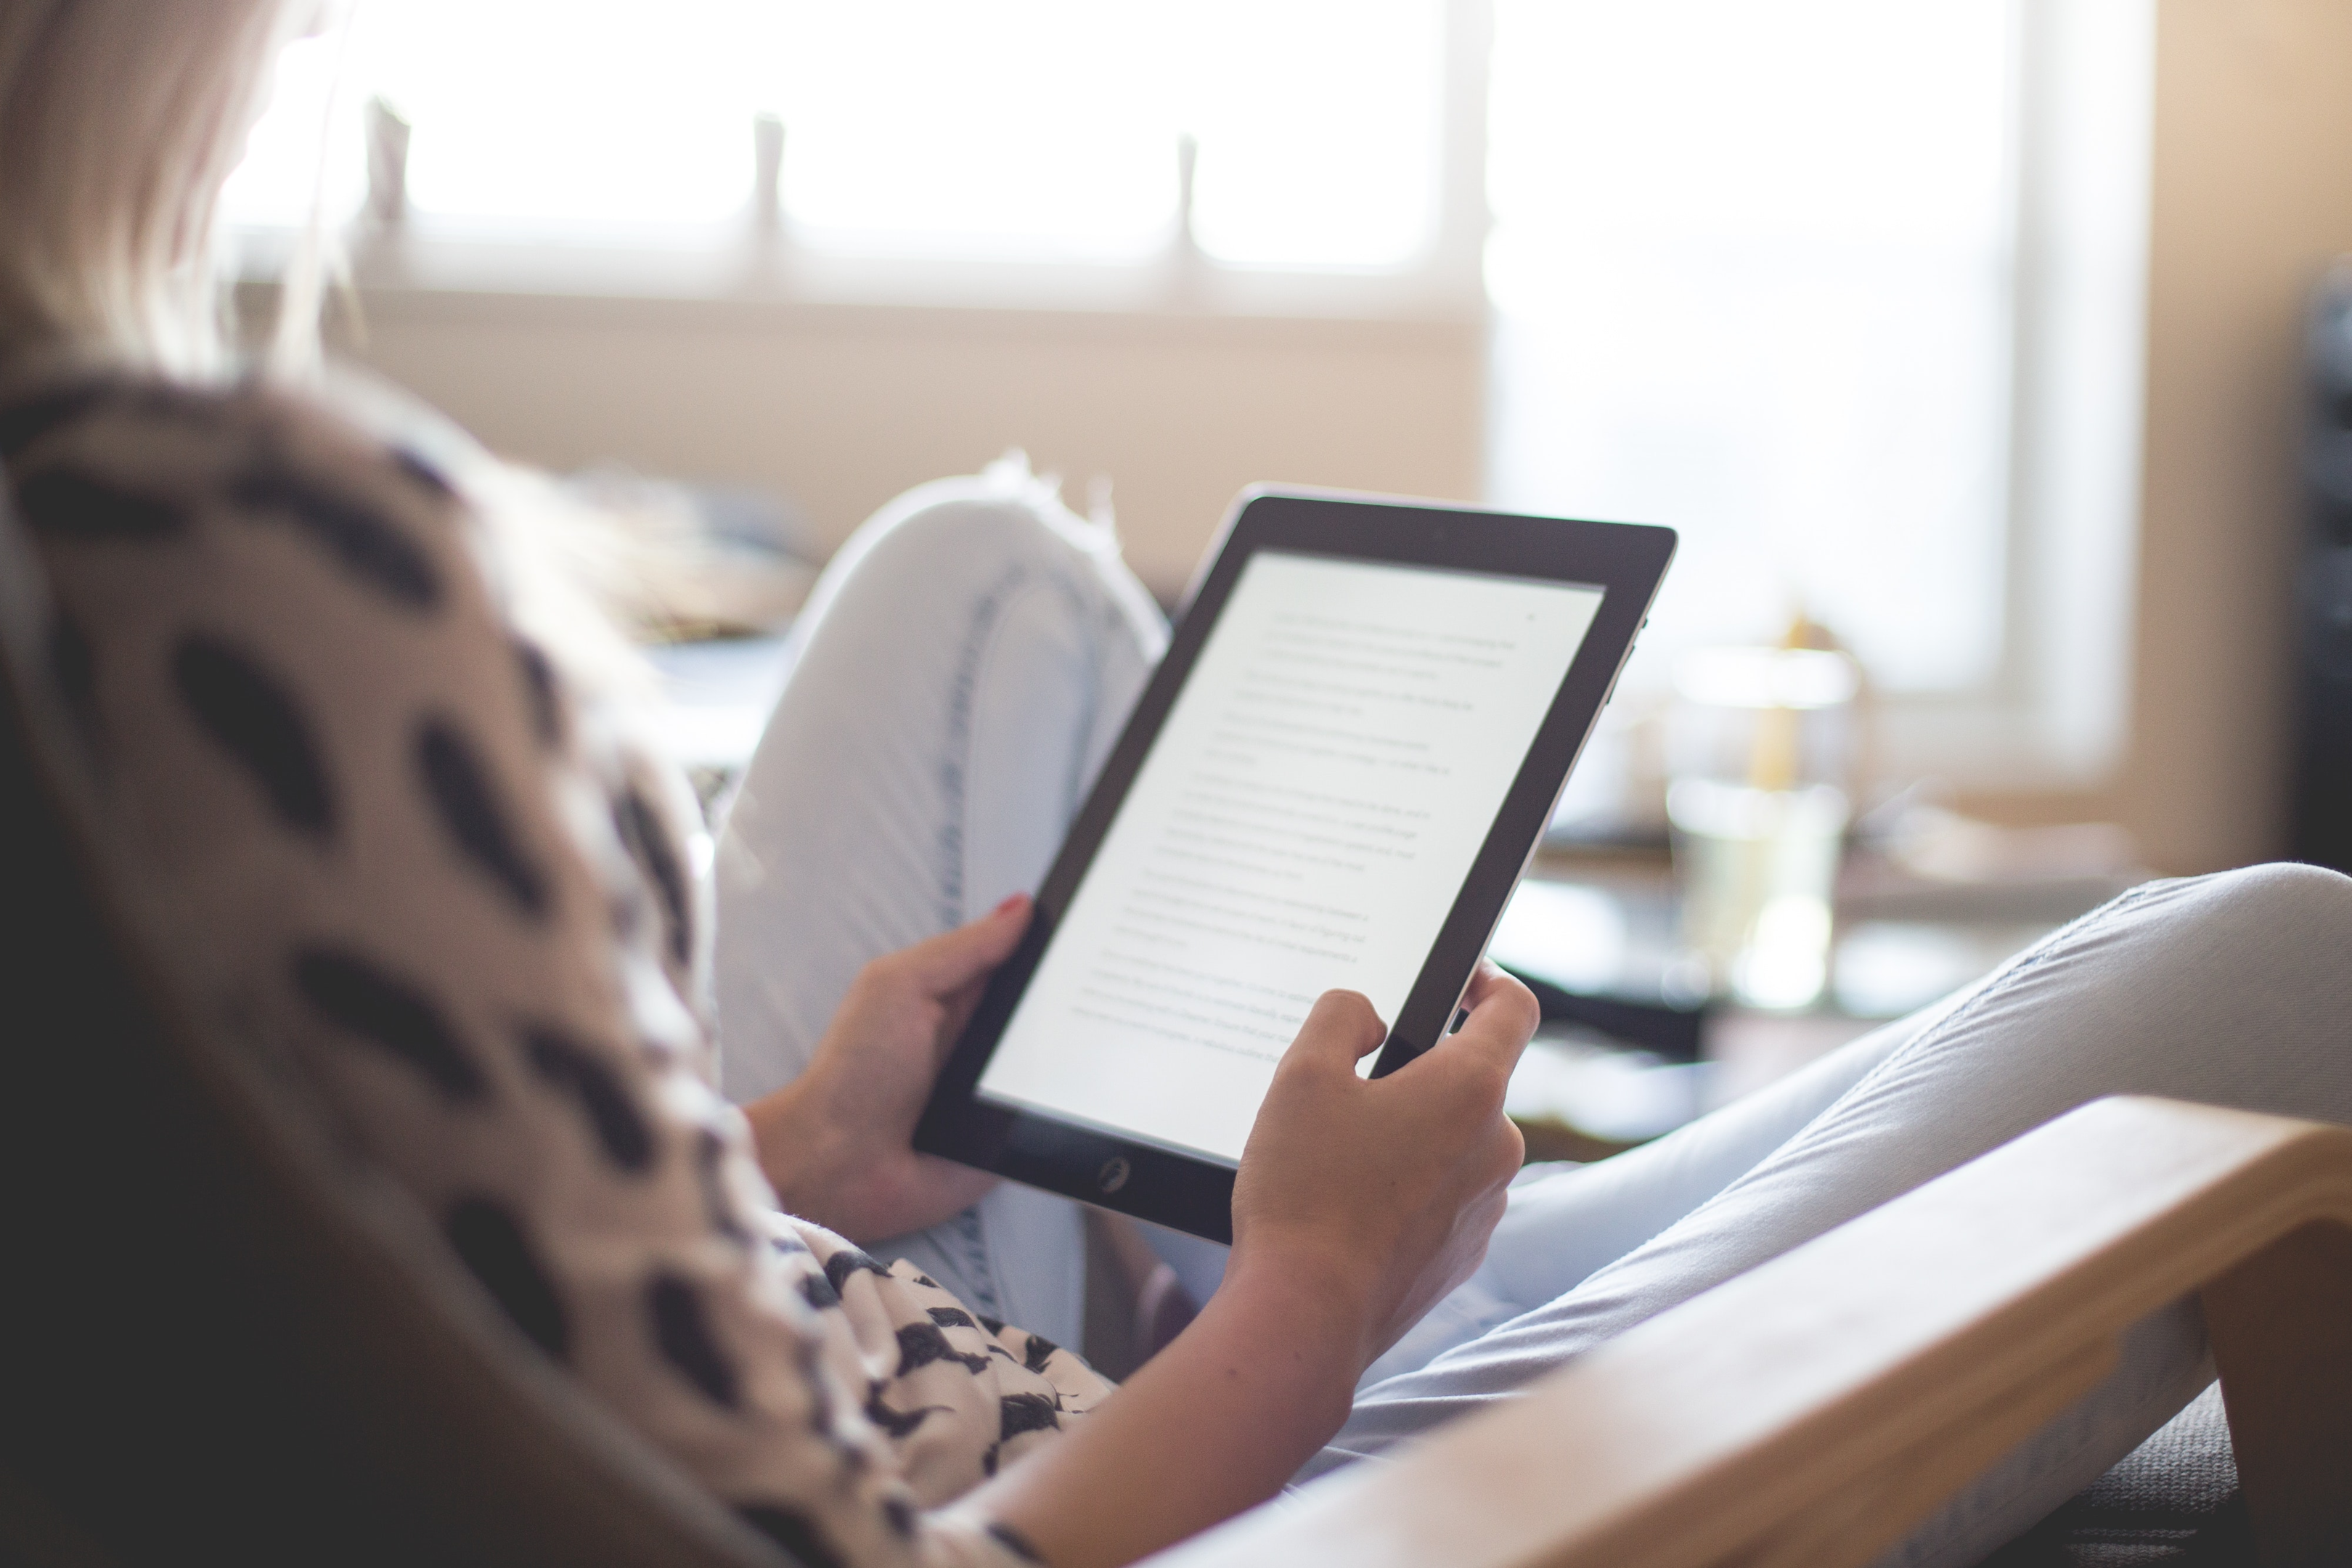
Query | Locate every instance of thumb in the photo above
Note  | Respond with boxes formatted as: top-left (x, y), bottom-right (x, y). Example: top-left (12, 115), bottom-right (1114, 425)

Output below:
top-left (899, 894), bottom-right (1034, 995)
top-left (1284, 989), bottom-right (1388, 1071)
top-left (1440, 962), bottom-right (1542, 1078)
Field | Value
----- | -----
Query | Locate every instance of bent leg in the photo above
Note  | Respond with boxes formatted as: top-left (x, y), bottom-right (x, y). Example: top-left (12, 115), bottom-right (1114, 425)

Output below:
top-left (1352, 989), bottom-right (1966, 1387)
top-left (714, 456), bottom-right (1166, 1345)
top-left (1320, 864), bottom-right (2352, 1564)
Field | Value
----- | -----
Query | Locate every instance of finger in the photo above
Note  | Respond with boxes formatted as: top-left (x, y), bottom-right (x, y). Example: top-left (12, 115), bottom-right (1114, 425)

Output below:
top-left (1460, 959), bottom-right (1512, 1010)
top-left (894, 894), bottom-right (1034, 995)
top-left (1413, 965), bottom-right (1540, 1082)
top-left (1453, 966), bottom-right (1540, 1066)
top-left (934, 972), bottom-right (993, 1062)
top-left (1283, 989), bottom-right (1388, 1069)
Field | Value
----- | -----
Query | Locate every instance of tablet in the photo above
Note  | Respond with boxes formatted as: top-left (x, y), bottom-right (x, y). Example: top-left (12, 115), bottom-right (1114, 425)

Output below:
top-left (915, 489), bottom-right (1674, 1241)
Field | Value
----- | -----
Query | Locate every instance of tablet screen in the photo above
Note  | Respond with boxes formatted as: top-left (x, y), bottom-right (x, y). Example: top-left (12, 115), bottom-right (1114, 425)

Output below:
top-left (975, 550), bottom-right (1606, 1164)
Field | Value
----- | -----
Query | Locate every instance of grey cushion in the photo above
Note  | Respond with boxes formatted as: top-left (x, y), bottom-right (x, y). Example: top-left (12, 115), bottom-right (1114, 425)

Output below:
top-left (1983, 1384), bottom-right (2253, 1567)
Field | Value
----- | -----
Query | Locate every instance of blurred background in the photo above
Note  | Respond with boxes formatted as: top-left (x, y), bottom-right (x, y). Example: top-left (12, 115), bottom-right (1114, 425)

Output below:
top-left (226, 0), bottom-right (2352, 1153)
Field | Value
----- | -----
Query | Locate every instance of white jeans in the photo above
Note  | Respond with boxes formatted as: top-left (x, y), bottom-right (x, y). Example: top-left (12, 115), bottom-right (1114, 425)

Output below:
top-left (715, 475), bottom-right (2352, 1567)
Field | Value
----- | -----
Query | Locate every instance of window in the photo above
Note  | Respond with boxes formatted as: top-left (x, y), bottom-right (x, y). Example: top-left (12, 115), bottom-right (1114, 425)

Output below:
top-left (224, 1), bottom-right (2151, 789)
top-left (1487, 0), bottom-right (2019, 697)
top-left (225, 0), bottom-right (1448, 269)
top-left (1490, 0), bottom-right (2155, 792)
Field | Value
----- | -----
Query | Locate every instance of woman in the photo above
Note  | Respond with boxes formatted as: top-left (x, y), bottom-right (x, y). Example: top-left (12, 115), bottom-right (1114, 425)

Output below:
top-left (2, 5), bottom-right (2346, 1567)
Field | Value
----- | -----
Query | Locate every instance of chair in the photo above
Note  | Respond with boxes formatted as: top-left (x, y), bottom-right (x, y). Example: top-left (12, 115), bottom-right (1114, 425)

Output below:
top-left (4, 629), bottom-right (2344, 1567)
top-left (1153, 1093), bottom-right (2352, 1568)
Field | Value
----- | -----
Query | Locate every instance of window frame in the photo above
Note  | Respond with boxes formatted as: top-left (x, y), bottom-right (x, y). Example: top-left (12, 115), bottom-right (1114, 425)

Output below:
top-left (234, 0), bottom-right (1494, 325)
top-left (1871, 0), bottom-right (2154, 791)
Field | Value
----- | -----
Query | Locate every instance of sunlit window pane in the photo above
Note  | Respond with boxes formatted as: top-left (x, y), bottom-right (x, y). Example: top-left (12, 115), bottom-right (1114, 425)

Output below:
top-left (1183, 0), bottom-right (1443, 269)
top-left (1486, 0), bottom-right (2017, 693)
top-left (769, 2), bottom-right (1176, 261)
top-left (218, 33), bottom-right (366, 229)
top-left (772, 0), bottom-right (1441, 264)
top-left (376, 0), bottom-right (760, 230)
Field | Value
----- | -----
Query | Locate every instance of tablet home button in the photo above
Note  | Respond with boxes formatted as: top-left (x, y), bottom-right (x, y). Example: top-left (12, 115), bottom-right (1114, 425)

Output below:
top-left (1097, 1157), bottom-right (1132, 1194)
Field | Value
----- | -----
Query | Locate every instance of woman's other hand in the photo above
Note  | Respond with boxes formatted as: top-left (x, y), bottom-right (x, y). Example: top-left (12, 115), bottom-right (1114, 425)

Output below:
top-left (746, 895), bottom-right (1031, 1241)
top-left (974, 962), bottom-right (1538, 1568)
top-left (1230, 961), bottom-right (1539, 1374)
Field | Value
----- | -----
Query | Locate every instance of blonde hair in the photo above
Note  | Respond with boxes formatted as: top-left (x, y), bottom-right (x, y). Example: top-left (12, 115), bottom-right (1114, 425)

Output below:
top-left (0, 1), bottom-right (669, 688)
top-left (0, 0), bottom-right (303, 377)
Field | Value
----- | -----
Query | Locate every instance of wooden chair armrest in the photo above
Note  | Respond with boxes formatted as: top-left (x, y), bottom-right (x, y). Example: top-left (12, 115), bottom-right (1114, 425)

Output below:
top-left (1148, 1095), bottom-right (2352, 1568)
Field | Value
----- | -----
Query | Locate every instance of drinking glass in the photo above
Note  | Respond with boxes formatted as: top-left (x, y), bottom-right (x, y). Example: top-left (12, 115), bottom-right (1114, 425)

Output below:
top-left (1666, 645), bottom-right (1860, 1009)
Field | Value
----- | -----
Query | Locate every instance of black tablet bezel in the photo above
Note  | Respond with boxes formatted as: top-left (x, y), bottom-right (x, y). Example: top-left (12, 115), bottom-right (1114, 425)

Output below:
top-left (914, 489), bottom-right (1675, 1242)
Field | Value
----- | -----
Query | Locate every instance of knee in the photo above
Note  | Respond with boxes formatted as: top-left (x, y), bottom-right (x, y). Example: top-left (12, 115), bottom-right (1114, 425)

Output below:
top-left (874, 491), bottom-right (1064, 576)
top-left (850, 457), bottom-right (1115, 600)
top-left (2141, 861), bottom-right (2352, 958)
top-left (805, 458), bottom-right (1164, 687)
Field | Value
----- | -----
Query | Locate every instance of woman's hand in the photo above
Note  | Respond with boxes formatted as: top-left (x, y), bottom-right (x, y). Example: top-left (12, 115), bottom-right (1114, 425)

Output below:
top-left (973, 963), bottom-right (1539, 1568)
top-left (746, 895), bottom-right (1032, 1241)
top-left (1230, 962), bottom-right (1539, 1373)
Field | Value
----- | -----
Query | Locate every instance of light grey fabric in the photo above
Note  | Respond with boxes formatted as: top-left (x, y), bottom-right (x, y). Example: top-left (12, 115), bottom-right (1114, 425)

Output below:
top-left (715, 457), bottom-right (1168, 1347)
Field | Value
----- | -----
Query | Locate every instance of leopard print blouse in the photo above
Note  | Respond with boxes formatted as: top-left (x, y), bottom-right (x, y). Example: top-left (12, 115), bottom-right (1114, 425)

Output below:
top-left (0, 362), bottom-right (1111, 1568)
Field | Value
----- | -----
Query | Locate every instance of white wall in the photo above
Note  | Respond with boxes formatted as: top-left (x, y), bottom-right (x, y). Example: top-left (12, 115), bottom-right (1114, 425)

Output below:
top-left (333, 288), bottom-right (1484, 601)
top-left (2089, 0), bottom-right (2352, 871)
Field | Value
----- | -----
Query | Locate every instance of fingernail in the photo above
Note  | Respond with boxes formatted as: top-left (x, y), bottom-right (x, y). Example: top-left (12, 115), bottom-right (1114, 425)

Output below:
top-left (994, 893), bottom-right (1027, 916)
